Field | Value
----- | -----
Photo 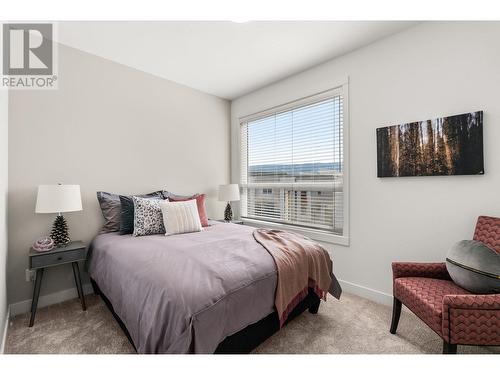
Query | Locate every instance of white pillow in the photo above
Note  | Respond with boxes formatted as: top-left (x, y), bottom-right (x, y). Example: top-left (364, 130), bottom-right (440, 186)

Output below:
top-left (160, 199), bottom-right (202, 235)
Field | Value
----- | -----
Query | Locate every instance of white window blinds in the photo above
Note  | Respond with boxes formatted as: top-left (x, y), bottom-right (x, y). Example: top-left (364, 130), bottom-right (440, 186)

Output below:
top-left (240, 91), bottom-right (344, 234)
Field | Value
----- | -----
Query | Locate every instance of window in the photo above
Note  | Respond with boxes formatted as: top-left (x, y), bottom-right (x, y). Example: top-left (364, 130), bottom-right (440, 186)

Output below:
top-left (240, 87), bottom-right (347, 239)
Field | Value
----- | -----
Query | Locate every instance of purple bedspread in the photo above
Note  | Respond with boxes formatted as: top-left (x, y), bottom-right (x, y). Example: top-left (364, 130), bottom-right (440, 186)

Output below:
top-left (88, 222), bottom-right (278, 353)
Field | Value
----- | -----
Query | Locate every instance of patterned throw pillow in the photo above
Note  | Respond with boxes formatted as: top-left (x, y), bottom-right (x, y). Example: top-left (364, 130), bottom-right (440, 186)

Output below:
top-left (133, 196), bottom-right (165, 236)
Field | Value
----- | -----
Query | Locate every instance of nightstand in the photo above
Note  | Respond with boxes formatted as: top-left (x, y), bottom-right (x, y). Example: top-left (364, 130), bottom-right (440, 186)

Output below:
top-left (215, 219), bottom-right (244, 225)
top-left (28, 241), bottom-right (87, 327)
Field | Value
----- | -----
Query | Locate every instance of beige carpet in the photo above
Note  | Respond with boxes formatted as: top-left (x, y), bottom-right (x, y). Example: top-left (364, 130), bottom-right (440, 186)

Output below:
top-left (5, 292), bottom-right (499, 354)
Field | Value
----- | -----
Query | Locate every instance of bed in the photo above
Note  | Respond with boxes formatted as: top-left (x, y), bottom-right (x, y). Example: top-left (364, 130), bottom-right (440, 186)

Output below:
top-left (87, 221), bottom-right (341, 353)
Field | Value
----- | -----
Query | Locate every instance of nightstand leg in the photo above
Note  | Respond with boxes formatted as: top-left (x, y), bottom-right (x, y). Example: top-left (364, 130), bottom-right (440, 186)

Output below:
top-left (29, 268), bottom-right (44, 327)
top-left (73, 265), bottom-right (82, 301)
top-left (72, 262), bottom-right (86, 311)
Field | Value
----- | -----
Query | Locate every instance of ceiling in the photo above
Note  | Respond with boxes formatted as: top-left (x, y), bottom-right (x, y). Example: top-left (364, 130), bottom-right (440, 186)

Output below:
top-left (56, 21), bottom-right (418, 100)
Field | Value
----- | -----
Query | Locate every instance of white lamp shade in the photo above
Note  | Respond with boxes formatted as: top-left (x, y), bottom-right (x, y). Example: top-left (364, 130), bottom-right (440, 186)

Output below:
top-left (218, 184), bottom-right (240, 202)
top-left (35, 185), bottom-right (83, 214)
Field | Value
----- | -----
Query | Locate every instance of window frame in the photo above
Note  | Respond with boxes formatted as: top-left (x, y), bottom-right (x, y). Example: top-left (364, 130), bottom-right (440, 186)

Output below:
top-left (238, 83), bottom-right (350, 246)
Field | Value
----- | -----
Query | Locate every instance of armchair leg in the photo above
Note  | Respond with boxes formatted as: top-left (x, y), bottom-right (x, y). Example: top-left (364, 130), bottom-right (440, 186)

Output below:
top-left (443, 341), bottom-right (457, 354)
top-left (390, 297), bottom-right (402, 334)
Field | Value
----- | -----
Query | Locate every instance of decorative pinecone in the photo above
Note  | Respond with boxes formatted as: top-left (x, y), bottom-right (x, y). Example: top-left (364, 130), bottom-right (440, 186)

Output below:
top-left (50, 215), bottom-right (70, 246)
top-left (224, 202), bottom-right (233, 222)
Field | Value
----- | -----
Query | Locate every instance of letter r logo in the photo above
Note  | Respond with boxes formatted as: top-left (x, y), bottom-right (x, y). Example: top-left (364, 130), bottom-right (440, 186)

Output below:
top-left (2, 23), bottom-right (53, 75)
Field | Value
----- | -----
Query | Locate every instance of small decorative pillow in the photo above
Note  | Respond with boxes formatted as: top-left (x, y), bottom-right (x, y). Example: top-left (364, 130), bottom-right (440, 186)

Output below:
top-left (160, 199), bottom-right (202, 236)
top-left (133, 196), bottom-right (165, 236)
top-left (446, 240), bottom-right (500, 294)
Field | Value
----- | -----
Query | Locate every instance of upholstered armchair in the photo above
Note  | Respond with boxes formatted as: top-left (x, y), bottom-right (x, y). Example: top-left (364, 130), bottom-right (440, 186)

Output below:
top-left (390, 216), bottom-right (500, 354)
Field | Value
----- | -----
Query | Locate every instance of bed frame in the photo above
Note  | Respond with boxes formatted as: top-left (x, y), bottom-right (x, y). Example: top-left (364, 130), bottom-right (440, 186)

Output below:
top-left (90, 278), bottom-right (321, 354)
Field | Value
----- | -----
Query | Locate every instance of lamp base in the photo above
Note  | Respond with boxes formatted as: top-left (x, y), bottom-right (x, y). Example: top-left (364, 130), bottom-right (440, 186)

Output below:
top-left (50, 214), bottom-right (71, 247)
top-left (224, 202), bottom-right (233, 222)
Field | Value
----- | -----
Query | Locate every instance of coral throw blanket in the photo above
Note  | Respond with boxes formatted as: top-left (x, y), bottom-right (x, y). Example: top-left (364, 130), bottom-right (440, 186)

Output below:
top-left (253, 228), bottom-right (340, 326)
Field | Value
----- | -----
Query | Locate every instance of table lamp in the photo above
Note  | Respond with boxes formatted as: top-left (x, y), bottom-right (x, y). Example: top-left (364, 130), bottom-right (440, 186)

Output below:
top-left (35, 184), bottom-right (82, 246)
top-left (218, 184), bottom-right (240, 222)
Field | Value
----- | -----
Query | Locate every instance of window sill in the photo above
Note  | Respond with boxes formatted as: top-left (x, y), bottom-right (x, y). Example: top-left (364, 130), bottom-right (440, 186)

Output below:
top-left (241, 218), bottom-right (349, 246)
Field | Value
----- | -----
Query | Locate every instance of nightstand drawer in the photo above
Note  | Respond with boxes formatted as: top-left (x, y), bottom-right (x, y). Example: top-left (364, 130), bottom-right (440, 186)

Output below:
top-left (30, 247), bottom-right (86, 269)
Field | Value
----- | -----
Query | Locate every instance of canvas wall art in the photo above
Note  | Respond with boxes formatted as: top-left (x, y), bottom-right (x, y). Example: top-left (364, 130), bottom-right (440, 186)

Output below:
top-left (376, 111), bottom-right (484, 177)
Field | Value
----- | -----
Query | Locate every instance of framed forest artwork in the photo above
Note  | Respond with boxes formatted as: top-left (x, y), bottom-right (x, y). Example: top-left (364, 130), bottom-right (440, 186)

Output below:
top-left (376, 111), bottom-right (484, 177)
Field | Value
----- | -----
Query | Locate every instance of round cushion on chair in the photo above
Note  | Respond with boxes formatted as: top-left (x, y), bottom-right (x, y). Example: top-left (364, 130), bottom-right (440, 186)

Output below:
top-left (446, 240), bottom-right (500, 294)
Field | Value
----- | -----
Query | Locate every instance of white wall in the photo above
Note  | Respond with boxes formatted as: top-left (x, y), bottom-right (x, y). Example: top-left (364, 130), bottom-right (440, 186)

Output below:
top-left (8, 43), bottom-right (230, 309)
top-left (0, 89), bottom-right (8, 350)
top-left (231, 22), bottom-right (500, 304)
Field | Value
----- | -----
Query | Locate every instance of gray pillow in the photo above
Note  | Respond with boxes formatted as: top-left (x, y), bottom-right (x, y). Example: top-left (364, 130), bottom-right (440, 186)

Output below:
top-left (119, 192), bottom-right (163, 234)
top-left (97, 190), bottom-right (165, 234)
top-left (446, 240), bottom-right (500, 294)
top-left (162, 191), bottom-right (191, 200)
top-left (96, 191), bottom-right (121, 233)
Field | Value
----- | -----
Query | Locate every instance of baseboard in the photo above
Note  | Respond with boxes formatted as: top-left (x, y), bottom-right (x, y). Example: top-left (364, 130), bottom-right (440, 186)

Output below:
top-left (7, 279), bottom-right (392, 319)
top-left (1, 305), bottom-right (10, 354)
top-left (338, 279), bottom-right (393, 306)
top-left (9, 283), bottom-right (93, 317)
